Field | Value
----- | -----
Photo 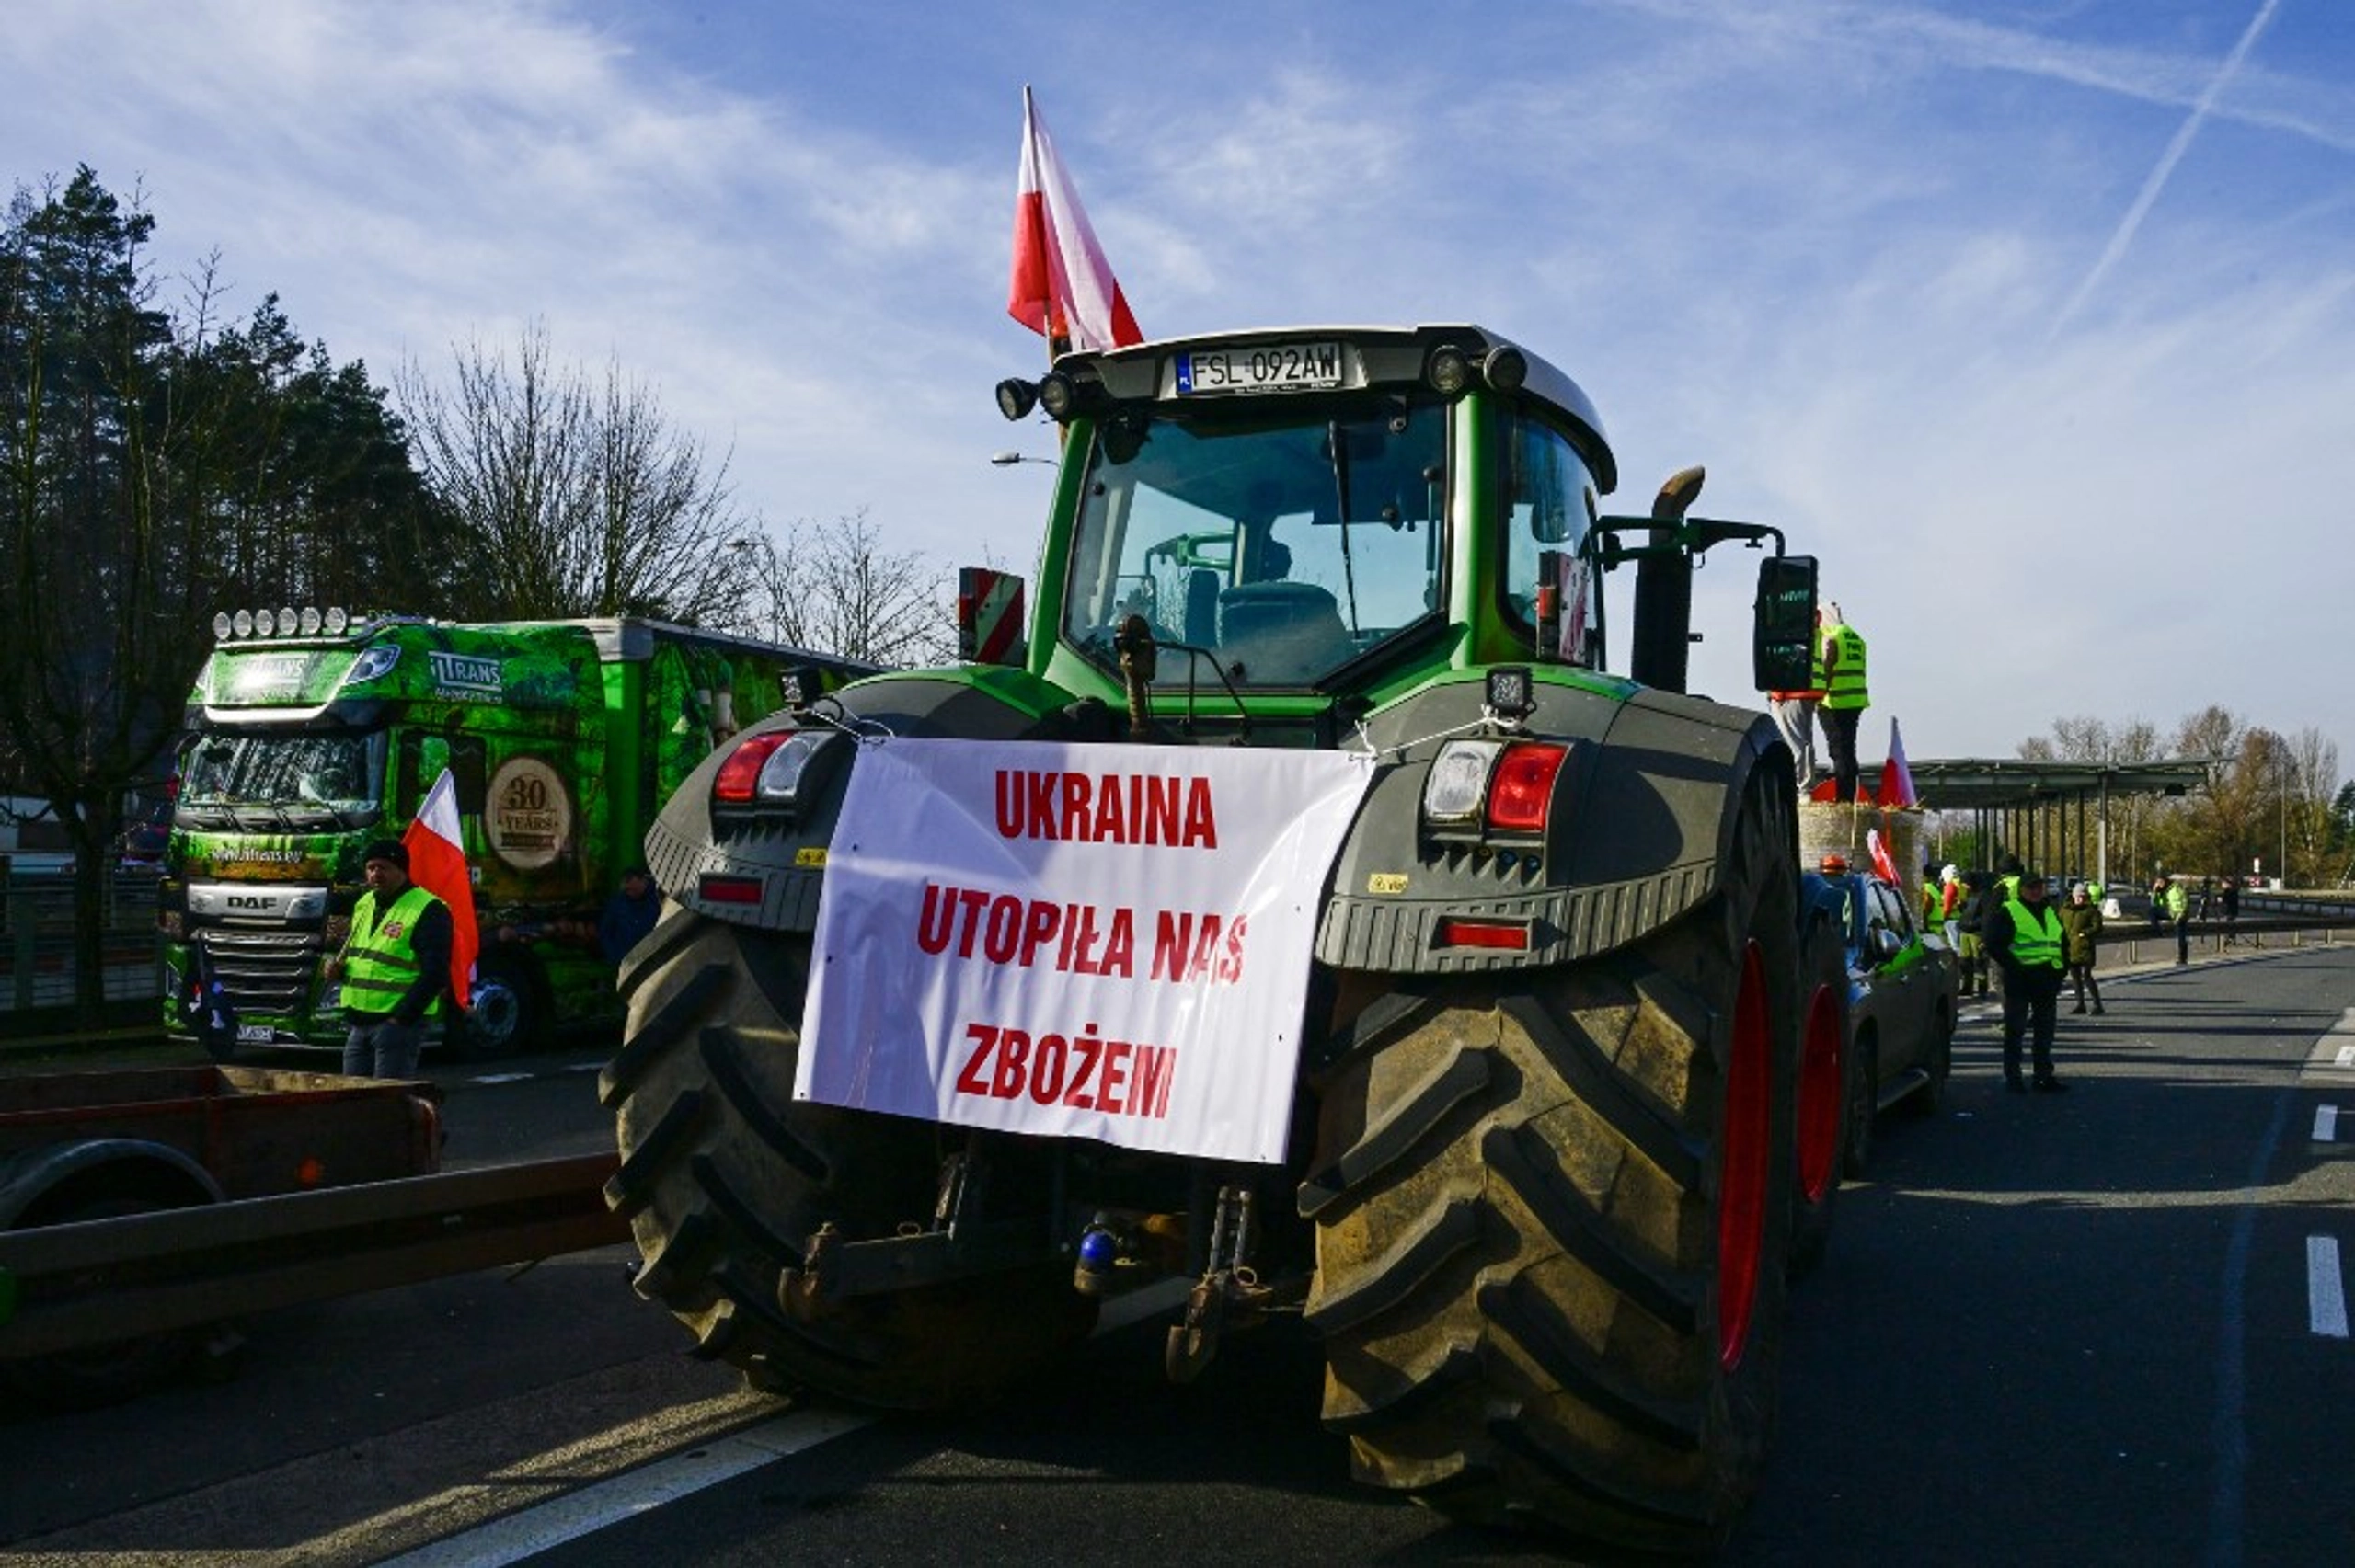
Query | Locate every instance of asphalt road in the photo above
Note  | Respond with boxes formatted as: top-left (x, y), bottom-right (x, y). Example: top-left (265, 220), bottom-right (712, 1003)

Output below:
top-left (6, 944), bottom-right (2354, 1566)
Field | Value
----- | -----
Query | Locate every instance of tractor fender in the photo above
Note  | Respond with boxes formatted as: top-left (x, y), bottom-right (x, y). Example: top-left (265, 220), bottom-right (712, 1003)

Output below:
top-left (1315, 672), bottom-right (1794, 974)
top-left (0, 1139), bottom-right (226, 1230)
top-left (645, 670), bottom-right (1107, 934)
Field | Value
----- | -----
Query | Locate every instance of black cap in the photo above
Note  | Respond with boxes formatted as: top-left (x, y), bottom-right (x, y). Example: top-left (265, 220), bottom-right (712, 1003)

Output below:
top-left (1999, 853), bottom-right (2024, 876)
top-left (362, 839), bottom-right (408, 870)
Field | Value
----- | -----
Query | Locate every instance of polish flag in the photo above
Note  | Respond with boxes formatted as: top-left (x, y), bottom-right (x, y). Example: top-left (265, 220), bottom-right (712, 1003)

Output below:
top-left (1008, 86), bottom-right (1142, 353)
top-left (1876, 716), bottom-right (1919, 809)
top-left (403, 768), bottom-right (478, 1010)
top-left (1867, 826), bottom-right (1900, 887)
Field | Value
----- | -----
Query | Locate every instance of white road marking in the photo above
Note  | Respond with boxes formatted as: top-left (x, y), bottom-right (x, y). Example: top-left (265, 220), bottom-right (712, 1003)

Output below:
top-left (2310, 1237), bottom-right (2348, 1338)
top-left (463, 1072), bottom-right (534, 1085)
top-left (373, 1275), bottom-right (1194, 1568)
top-left (2337, 1045), bottom-right (2355, 1069)
top-left (2315, 1104), bottom-right (2339, 1142)
top-left (373, 1407), bottom-right (872, 1568)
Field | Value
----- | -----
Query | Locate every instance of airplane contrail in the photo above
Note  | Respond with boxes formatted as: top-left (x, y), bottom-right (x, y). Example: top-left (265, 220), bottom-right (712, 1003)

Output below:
top-left (2050, 0), bottom-right (2285, 339)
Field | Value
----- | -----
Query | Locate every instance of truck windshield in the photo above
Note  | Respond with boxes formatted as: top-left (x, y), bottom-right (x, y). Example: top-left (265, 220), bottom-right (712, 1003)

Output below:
top-left (1062, 397), bottom-right (1447, 687)
top-left (178, 731), bottom-right (385, 830)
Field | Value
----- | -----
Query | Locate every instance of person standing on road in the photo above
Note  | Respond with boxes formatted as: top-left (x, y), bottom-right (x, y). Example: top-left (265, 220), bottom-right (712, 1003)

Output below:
top-left (1817, 602), bottom-right (1869, 802)
top-left (1956, 868), bottom-right (1993, 996)
top-left (2221, 875), bottom-right (2242, 947)
top-left (2059, 882), bottom-right (2105, 1015)
top-left (2165, 874), bottom-right (2192, 965)
top-left (2148, 874), bottom-right (2168, 933)
top-left (1985, 870), bottom-right (2069, 1092)
top-left (324, 839), bottom-right (453, 1079)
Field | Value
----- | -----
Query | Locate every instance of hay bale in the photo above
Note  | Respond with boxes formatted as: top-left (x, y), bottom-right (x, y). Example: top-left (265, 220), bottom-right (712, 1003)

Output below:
top-left (1798, 799), bottom-right (1928, 885)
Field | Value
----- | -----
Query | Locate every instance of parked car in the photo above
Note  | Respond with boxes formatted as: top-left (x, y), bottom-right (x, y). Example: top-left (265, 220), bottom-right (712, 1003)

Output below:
top-left (1801, 855), bottom-right (1960, 1175)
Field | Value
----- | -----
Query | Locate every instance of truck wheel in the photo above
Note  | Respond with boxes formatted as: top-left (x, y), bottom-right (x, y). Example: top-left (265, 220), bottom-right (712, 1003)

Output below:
top-left (1788, 911), bottom-right (1852, 1276)
top-left (600, 910), bottom-right (1097, 1410)
top-left (454, 953), bottom-right (541, 1059)
top-left (1305, 776), bottom-right (1798, 1556)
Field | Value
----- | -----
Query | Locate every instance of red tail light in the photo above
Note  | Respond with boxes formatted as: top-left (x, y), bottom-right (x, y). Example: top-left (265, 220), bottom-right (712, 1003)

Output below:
top-left (714, 732), bottom-right (793, 803)
top-left (1486, 742), bottom-right (1568, 832)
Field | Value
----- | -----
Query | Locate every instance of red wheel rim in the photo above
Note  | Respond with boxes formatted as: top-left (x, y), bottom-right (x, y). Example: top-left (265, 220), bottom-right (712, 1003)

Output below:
top-left (1795, 981), bottom-right (1844, 1203)
top-left (1716, 939), bottom-right (1772, 1370)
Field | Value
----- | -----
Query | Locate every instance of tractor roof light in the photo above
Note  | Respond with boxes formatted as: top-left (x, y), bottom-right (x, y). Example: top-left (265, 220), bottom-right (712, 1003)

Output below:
top-left (255, 609), bottom-right (277, 636)
top-left (1425, 344), bottom-right (1471, 395)
top-left (1037, 371), bottom-right (1081, 419)
top-left (324, 606), bottom-right (349, 634)
top-left (213, 612), bottom-right (234, 639)
top-left (995, 377), bottom-right (1040, 422)
top-left (1481, 344), bottom-right (1528, 391)
top-left (232, 609), bottom-right (254, 637)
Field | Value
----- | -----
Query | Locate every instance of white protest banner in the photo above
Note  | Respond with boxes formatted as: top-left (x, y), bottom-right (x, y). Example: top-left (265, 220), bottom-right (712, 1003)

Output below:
top-left (797, 738), bottom-right (1373, 1163)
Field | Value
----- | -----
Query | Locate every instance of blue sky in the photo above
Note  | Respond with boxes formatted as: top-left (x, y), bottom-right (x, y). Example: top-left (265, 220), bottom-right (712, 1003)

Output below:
top-left (7, 0), bottom-right (2351, 780)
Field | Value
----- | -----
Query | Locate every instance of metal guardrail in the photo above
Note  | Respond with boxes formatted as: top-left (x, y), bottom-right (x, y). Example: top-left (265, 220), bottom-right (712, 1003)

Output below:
top-left (0, 869), bottom-right (162, 1012)
top-left (0, 1153), bottom-right (626, 1359)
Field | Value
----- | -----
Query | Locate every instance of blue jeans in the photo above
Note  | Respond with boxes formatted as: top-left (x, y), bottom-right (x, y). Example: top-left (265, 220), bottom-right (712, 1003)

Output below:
top-left (343, 1015), bottom-right (423, 1079)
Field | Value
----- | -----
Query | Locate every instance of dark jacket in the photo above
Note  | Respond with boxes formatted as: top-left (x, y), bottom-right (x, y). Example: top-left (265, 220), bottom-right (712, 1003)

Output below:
top-left (2057, 899), bottom-right (2103, 965)
top-left (599, 884), bottom-right (661, 962)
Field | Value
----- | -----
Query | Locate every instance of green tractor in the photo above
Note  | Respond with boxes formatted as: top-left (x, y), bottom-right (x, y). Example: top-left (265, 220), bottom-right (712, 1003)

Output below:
top-left (601, 325), bottom-right (1827, 1554)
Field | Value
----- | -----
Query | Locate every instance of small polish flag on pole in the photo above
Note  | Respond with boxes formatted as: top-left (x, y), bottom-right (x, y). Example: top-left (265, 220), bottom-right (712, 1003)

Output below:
top-left (1876, 716), bottom-right (1919, 809)
top-left (404, 769), bottom-right (478, 1010)
top-left (1008, 86), bottom-right (1142, 355)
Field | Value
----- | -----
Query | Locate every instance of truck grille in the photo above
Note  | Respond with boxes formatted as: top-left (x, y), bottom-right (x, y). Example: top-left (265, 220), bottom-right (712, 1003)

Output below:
top-left (198, 928), bottom-right (322, 1014)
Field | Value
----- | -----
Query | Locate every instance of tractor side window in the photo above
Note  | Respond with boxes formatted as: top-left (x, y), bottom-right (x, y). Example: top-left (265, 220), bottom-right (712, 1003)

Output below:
top-left (1500, 412), bottom-right (1601, 668)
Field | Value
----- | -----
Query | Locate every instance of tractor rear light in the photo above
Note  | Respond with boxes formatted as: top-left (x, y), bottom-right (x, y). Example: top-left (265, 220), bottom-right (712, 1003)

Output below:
top-left (1434, 917), bottom-right (1533, 951)
top-left (1486, 741), bottom-right (1568, 833)
top-left (698, 874), bottom-right (766, 906)
top-left (1423, 740), bottom-right (1502, 825)
top-left (715, 731), bottom-right (795, 804)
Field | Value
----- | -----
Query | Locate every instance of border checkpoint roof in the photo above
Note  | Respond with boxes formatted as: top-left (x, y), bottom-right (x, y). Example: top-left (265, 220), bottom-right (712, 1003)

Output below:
top-left (1858, 757), bottom-right (2211, 811)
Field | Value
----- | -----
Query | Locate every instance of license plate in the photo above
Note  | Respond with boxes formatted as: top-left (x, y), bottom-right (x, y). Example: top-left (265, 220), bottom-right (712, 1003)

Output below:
top-left (237, 1024), bottom-right (276, 1044)
top-left (1176, 341), bottom-right (1343, 395)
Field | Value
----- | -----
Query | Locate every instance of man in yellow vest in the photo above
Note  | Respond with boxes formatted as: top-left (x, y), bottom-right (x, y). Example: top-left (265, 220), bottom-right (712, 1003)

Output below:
top-left (1985, 870), bottom-right (2068, 1092)
top-left (324, 838), bottom-right (453, 1079)
top-left (1818, 602), bottom-right (1869, 801)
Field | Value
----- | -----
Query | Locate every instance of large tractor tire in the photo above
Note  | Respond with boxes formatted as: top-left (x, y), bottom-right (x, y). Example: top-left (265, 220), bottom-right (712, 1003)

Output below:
top-left (1303, 777), bottom-right (1799, 1556)
top-left (599, 908), bottom-right (1097, 1410)
top-left (1787, 907), bottom-right (1854, 1276)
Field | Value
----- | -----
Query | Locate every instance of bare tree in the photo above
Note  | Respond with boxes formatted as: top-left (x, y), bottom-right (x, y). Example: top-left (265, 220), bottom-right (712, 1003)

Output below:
top-left (734, 509), bottom-right (956, 668)
top-left (398, 323), bottom-right (756, 622)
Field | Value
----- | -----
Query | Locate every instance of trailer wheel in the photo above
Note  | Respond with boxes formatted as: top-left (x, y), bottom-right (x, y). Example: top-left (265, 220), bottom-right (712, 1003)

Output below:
top-left (599, 910), bottom-right (1097, 1410)
top-left (1, 1194), bottom-right (207, 1409)
top-left (1305, 776), bottom-right (1798, 1556)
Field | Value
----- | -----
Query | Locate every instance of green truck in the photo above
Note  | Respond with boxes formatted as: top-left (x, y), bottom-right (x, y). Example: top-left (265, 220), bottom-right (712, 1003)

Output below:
top-left (161, 613), bottom-right (874, 1056)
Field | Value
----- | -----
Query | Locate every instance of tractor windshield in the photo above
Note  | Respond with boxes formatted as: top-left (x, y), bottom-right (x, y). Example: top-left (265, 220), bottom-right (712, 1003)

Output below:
top-left (1061, 397), bottom-right (1448, 687)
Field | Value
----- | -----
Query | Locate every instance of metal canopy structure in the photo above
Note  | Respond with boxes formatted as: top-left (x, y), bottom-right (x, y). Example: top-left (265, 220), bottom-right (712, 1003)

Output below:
top-left (1862, 758), bottom-right (2211, 812)
top-left (1854, 757), bottom-right (2214, 886)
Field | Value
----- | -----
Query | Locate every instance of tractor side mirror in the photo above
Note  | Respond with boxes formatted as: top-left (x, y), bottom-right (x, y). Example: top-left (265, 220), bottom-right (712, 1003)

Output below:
top-left (1752, 553), bottom-right (1818, 692)
top-left (959, 567), bottom-right (1027, 667)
